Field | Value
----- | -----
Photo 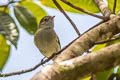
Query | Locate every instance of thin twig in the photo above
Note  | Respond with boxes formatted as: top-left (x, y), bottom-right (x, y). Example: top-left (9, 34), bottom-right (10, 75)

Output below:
top-left (95, 36), bottom-right (120, 44)
top-left (113, 0), bottom-right (117, 14)
top-left (82, 20), bottom-right (106, 35)
top-left (0, 50), bottom-right (62, 77)
top-left (53, 0), bottom-right (80, 36)
top-left (0, 57), bottom-right (51, 77)
top-left (61, 0), bottom-right (105, 20)
top-left (0, 36), bottom-right (79, 77)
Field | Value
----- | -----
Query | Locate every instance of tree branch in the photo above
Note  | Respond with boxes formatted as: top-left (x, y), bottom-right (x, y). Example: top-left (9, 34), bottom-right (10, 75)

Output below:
top-left (53, 0), bottom-right (80, 36)
top-left (61, 0), bottom-right (105, 20)
top-left (0, 55), bottom-right (53, 77)
top-left (55, 15), bottom-right (120, 62)
top-left (113, 0), bottom-right (117, 14)
top-left (93, 0), bottom-right (112, 19)
top-left (32, 42), bottom-right (120, 80)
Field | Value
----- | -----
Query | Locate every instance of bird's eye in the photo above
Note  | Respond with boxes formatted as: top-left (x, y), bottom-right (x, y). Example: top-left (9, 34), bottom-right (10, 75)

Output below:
top-left (44, 18), bottom-right (48, 22)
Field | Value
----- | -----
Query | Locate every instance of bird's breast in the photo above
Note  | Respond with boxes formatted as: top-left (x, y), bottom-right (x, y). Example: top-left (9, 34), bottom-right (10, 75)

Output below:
top-left (34, 29), bottom-right (59, 57)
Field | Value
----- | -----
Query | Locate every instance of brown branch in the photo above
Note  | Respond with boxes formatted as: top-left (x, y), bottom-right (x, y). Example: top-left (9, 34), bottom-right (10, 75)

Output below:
top-left (55, 15), bottom-right (120, 62)
top-left (95, 36), bottom-right (120, 44)
top-left (61, 0), bottom-right (105, 20)
top-left (53, 0), bottom-right (80, 36)
top-left (93, 0), bottom-right (112, 19)
top-left (113, 0), bottom-right (117, 14)
top-left (32, 42), bottom-right (120, 80)
top-left (82, 20), bottom-right (105, 35)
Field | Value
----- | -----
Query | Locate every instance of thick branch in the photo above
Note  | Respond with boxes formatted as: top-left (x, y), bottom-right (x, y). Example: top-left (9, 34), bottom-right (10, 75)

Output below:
top-left (93, 0), bottom-right (112, 19)
top-left (32, 42), bottom-right (120, 80)
top-left (55, 15), bottom-right (120, 62)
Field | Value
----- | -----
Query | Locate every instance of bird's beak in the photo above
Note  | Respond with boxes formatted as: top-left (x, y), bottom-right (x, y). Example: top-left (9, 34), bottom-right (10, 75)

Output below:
top-left (51, 16), bottom-right (55, 20)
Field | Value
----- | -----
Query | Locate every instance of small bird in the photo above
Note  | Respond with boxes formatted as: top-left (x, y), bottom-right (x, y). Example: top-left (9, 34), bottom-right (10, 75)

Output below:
top-left (34, 16), bottom-right (61, 60)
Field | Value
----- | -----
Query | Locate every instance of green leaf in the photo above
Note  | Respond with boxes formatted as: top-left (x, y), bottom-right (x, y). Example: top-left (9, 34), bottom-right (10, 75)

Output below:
top-left (0, 34), bottom-right (10, 70)
top-left (14, 5), bottom-right (37, 34)
top-left (0, 11), bottom-right (19, 48)
top-left (0, 7), bottom-right (9, 13)
top-left (96, 69), bottom-right (114, 80)
top-left (19, 1), bottom-right (47, 24)
top-left (117, 66), bottom-right (120, 74)
top-left (107, 0), bottom-right (120, 14)
top-left (117, 67), bottom-right (120, 80)
top-left (82, 76), bottom-right (91, 80)
top-left (92, 43), bottom-right (106, 52)
top-left (40, 0), bottom-right (99, 14)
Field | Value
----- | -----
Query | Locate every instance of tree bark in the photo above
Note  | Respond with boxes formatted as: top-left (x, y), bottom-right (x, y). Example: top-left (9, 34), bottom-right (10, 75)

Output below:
top-left (93, 0), bottom-right (112, 19)
top-left (55, 15), bottom-right (120, 63)
top-left (31, 42), bottom-right (120, 80)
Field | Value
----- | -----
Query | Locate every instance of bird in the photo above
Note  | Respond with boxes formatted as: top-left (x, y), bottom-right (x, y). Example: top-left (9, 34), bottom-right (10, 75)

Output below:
top-left (34, 16), bottom-right (61, 60)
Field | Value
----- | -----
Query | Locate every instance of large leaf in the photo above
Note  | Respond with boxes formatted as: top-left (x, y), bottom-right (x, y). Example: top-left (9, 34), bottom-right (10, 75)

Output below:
top-left (0, 11), bottom-right (19, 48)
top-left (14, 5), bottom-right (37, 34)
top-left (0, 34), bottom-right (10, 70)
top-left (107, 0), bottom-right (120, 14)
top-left (19, 1), bottom-right (47, 24)
top-left (40, 0), bottom-right (99, 14)
top-left (0, 7), bottom-right (9, 13)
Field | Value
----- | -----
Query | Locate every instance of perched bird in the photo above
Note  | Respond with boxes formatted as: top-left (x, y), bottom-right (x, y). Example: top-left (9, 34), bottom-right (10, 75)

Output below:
top-left (34, 16), bottom-right (61, 60)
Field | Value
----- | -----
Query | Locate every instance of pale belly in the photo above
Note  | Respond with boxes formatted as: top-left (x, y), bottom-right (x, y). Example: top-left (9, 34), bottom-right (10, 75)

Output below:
top-left (34, 29), bottom-right (60, 57)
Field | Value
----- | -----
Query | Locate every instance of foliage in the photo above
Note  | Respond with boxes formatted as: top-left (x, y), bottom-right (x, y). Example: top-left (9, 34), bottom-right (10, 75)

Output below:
top-left (19, 1), bottom-right (47, 24)
top-left (107, 0), bottom-right (120, 14)
top-left (14, 5), bottom-right (37, 34)
top-left (0, 11), bottom-right (19, 48)
top-left (0, 34), bottom-right (10, 70)
top-left (40, 0), bottom-right (99, 14)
